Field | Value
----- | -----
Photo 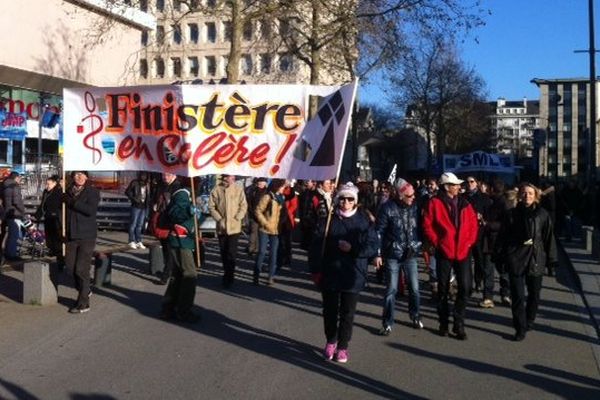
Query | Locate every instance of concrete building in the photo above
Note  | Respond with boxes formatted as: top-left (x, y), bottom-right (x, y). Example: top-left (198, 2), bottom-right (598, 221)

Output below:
top-left (136, 0), bottom-right (351, 85)
top-left (532, 78), bottom-right (598, 180)
top-left (0, 0), bottom-right (155, 173)
top-left (490, 98), bottom-right (540, 158)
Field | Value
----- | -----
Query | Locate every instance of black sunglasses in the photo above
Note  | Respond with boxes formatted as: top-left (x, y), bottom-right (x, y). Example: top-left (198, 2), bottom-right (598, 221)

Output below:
top-left (339, 197), bottom-right (355, 202)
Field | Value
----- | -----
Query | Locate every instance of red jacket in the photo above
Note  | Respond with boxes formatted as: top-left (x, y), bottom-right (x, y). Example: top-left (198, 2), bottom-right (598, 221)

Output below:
top-left (422, 194), bottom-right (478, 261)
top-left (284, 187), bottom-right (298, 229)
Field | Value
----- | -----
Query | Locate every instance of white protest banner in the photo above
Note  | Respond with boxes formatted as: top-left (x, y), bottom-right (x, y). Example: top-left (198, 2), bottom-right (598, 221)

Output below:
top-left (63, 82), bottom-right (357, 180)
top-left (443, 151), bottom-right (515, 174)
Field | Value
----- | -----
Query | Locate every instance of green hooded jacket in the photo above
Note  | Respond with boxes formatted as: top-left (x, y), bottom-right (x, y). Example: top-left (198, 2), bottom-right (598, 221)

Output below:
top-left (167, 188), bottom-right (196, 250)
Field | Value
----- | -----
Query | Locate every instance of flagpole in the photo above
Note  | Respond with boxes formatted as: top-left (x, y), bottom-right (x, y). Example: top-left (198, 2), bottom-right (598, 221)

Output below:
top-left (190, 178), bottom-right (201, 269)
top-left (320, 79), bottom-right (359, 258)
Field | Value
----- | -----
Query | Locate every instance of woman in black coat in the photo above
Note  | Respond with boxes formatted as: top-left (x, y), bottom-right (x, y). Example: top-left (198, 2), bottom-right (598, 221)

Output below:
top-left (497, 182), bottom-right (557, 341)
top-left (309, 183), bottom-right (379, 363)
top-left (35, 175), bottom-right (63, 265)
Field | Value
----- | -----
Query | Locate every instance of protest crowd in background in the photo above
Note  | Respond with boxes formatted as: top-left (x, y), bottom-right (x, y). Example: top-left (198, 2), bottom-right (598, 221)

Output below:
top-left (1, 168), bottom-right (593, 363)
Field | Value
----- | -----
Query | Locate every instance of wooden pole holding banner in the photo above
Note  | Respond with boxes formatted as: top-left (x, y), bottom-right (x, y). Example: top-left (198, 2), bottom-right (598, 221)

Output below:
top-left (320, 79), bottom-right (359, 258)
top-left (61, 169), bottom-right (66, 261)
top-left (190, 179), bottom-right (201, 269)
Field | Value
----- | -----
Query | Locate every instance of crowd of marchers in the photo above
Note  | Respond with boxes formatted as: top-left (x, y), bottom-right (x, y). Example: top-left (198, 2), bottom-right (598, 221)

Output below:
top-left (0, 169), bottom-right (577, 364)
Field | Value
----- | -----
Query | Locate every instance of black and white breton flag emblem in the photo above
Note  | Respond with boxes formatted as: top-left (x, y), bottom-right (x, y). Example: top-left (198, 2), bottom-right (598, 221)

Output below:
top-left (293, 90), bottom-right (346, 166)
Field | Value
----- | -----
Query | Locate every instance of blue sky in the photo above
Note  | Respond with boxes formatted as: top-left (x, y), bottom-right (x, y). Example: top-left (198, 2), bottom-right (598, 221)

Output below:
top-left (360, 0), bottom-right (594, 104)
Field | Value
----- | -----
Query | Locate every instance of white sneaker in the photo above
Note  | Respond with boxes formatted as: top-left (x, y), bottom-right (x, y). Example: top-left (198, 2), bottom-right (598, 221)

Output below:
top-left (128, 241), bottom-right (138, 249)
top-left (137, 242), bottom-right (146, 250)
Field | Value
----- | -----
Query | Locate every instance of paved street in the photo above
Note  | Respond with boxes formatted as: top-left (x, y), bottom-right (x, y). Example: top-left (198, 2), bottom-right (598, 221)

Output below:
top-left (1, 233), bottom-right (599, 400)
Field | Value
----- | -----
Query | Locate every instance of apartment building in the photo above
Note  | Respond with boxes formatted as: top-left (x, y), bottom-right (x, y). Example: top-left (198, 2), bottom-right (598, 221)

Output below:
top-left (532, 78), bottom-right (599, 180)
top-left (490, 98), bottom-right (540, 158)
top-left (136, 0), bottom-right (351, 85)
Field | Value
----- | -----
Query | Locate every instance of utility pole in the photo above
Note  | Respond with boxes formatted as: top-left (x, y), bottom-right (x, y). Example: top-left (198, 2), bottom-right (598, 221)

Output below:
top-left (589, 0), bottom-right (597, 183)
top-left (575, 0), bottom-right (597, 183)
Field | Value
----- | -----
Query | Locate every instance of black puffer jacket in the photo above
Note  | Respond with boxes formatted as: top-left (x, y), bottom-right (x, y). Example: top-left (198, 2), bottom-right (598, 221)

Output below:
top-left (496, 203), bottom-right (557, 276)
top-left (309, 209), bottom-right (379, 293)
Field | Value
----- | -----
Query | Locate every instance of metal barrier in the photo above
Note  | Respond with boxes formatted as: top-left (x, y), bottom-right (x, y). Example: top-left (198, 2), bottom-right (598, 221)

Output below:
top-left (24, 192), bottom-right (130, 231)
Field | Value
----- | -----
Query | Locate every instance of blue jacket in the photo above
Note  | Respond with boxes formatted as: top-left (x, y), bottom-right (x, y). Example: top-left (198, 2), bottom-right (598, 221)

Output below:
top-left (376, 199), bottom-right (421, 260)
top-left (309, 209), bottom-right (379, 293)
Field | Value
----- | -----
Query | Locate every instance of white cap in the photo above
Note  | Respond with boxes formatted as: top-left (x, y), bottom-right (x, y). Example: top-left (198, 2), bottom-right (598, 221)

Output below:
top-left (439, 172), bottom-right (464, 185)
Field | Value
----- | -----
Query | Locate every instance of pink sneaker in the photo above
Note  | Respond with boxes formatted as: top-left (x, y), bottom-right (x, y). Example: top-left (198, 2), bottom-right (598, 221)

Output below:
top-left (323, 342), bottom-right (337, 360)
top-left (335, 349), bottom-right (349, 363)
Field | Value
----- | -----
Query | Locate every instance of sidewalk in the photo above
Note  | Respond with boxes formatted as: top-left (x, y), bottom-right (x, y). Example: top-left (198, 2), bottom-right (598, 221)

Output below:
top-left (561, 237), bottom-right (600, 341)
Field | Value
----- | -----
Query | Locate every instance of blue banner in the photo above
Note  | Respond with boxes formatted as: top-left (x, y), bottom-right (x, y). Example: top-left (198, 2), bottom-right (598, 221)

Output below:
top-left (0, 110), bottom-right (27, 140)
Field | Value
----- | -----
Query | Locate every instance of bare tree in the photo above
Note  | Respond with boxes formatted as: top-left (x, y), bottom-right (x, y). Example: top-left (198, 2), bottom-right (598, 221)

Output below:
top-left (390, 35), bottom-right (489, 168)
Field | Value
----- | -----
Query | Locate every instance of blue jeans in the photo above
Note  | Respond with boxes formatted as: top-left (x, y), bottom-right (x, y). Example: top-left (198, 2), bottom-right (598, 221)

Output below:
top-left (128, 207), bottom-right (147, 243)
top-left (5, 218), bottom-right (23, 258)
top-left (382, 257), bottom-right (420, 327)
top-left (255, 231), bottom-right (279, 278)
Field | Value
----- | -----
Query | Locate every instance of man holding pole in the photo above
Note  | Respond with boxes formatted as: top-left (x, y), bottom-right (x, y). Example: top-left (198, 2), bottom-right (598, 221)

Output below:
top-left (160, 182), bottom-right (200, 323)
top-left (209, 174), bottom-right (248, 289)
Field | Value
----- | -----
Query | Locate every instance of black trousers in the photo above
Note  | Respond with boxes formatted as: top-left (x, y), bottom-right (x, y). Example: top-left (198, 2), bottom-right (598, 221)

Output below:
top-left (437, 255), bottom-right (472, 327)
top-left (471, 239), bottom-right (486, 288)
top-left (218, 234), bottom-right (239, 284)
top-left (45, 216), bottom-right (64, 264)
top-left (65, 238), bottom-right (96, 307)
top-left (509, 272), bottom-right (543, 334)
top-left (322, 290), bottom-right (359, 350)
top-left (278, 229), bottom-right (293, 268)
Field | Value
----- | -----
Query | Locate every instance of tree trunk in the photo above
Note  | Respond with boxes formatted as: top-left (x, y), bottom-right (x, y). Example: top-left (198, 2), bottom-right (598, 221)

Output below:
top-left (226, 0), bottom-right (242, 83)
top-left (310, 0), bottom-right (321, 85)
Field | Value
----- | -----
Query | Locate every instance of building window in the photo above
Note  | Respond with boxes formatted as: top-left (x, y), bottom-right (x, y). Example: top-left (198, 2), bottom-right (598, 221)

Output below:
top-left (206, 22), bottom-right (216, 43)
top-left (172, 25), bottom-right (182, 44)
top-left (279, 19), bottom-right (290, 37)
top-left (207, 0), bottom-right (216, 6)
top-left (241, 54), bottom-right (253, 75)
top-left (279, 53), bottom-right (293, 72)
top-left (189, 23), bottom-right (199, 43)
top-left (141, 31), bottom-right (148, 45)
top-left (260, 20), bottom-right (271, 39)
top-left (156, 25), bottom-right (165, 45)
top-left (140, 59), bottom-right (148, 79)
top-left (189, 57), bottom-right (199, 76)
top-left (155, 58), bottom-right (165, 78)
top-left (140, 0), bottom-right (148, 11)
top-left (173, 0), bottom-right (181, 11)
top-left (172, 58), bottom-right (182, 77)
top-left (223, 21), bottom-right (232, 42)
top-left (156, 0), bottom-right (164, 12)
top-left (243, 21), bottom-right (253, 41)
top-left (205, 56), bottom-right (216, 76)
top-left (259, 54), bottom-right (271, 74)
top-left (564, 137), bottom-right (572, 148)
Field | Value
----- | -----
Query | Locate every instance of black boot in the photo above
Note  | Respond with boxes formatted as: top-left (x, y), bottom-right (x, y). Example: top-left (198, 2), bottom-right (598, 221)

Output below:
top-left (453, 323), bottom-right (467, 340)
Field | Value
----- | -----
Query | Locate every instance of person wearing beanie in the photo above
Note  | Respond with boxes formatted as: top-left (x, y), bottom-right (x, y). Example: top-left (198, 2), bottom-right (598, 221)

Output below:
top-left (63, 171), bottom-right (100, 314)
top-left (375, 177), bottom-right (423, 335)
top-left (422, 172), bottom-right (479, 340)
top-left (309, 182), bottom-right (379, 363)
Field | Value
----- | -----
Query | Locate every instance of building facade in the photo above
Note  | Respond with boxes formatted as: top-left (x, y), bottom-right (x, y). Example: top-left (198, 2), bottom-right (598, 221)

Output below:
top-left (136, 0), bottom-right (351, 85)
top-left (0, 0), bottom-right (154, 173)
top-left (490, 98), bottom-right (540, 158)
top-left (532, 78), bottom-right (598, 180)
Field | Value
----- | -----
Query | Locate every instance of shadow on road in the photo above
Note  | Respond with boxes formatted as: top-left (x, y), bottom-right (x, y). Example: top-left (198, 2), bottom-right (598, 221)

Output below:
top-left (389, 343), bottom-right (600, 398)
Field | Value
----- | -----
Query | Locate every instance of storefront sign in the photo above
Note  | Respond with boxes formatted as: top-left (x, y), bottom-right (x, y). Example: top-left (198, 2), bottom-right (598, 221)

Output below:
top-left (63, 82), bottom-right (357, 179)
top-left (0, 110), bottom-right (27, 139)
